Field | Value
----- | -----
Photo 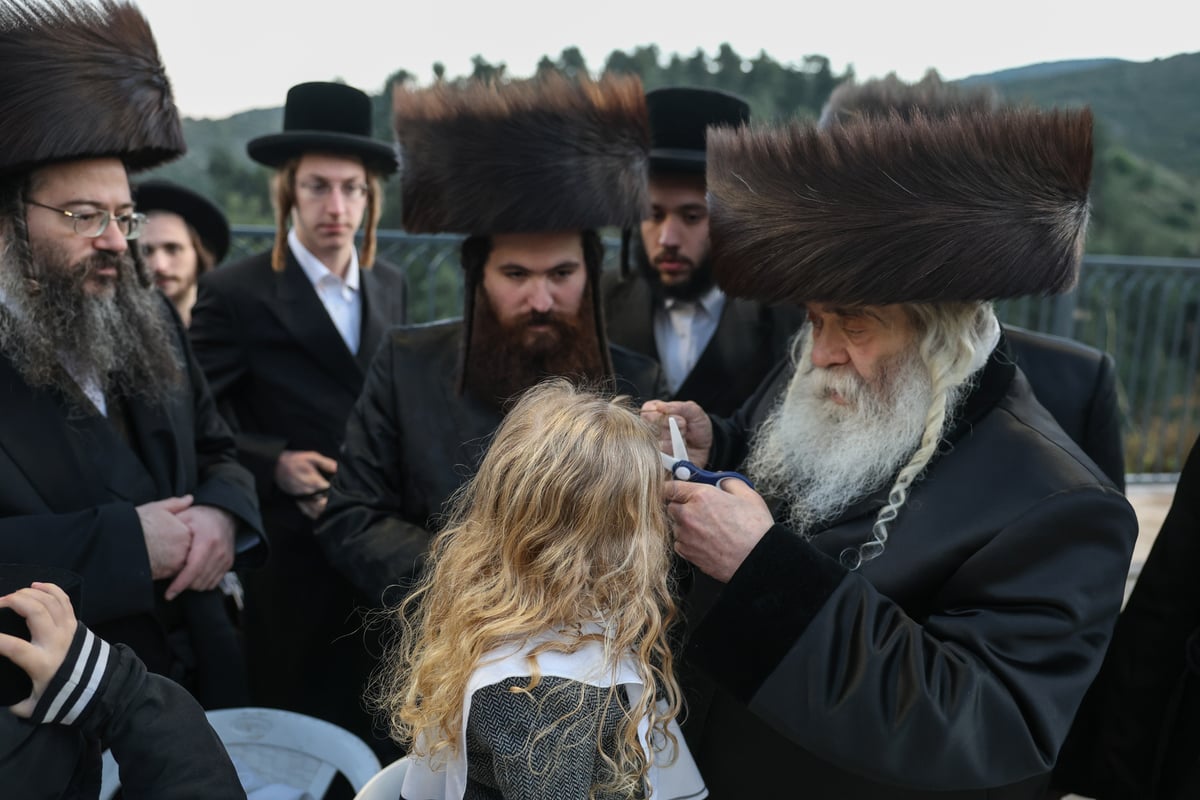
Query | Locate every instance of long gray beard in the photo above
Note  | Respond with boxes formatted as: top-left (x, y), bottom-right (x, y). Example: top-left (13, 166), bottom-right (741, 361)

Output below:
top-left (745, 333), bottom-right (937, 536)
top-left (0, 237), bottom-right (183, 415)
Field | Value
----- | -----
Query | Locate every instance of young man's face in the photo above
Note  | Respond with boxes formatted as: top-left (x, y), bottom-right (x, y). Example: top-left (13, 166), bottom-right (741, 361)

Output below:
top-left (290, 153), bottom-right (368, 263)
top-left (24, 157), bottom-right (134, 297)
top-left (480, 231), bottom-right (588, 351)
top-left (639, 173), bottom-right (712, 297)
top-left (140, 211), bottom-right (199, 304)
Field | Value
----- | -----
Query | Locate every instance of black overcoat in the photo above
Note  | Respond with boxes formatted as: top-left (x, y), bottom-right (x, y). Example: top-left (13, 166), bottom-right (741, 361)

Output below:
top-left (315, 319), bottom-right (665, 608)
top-left (680, 338), bottom-right (1138, 798)
top-left (0, 297), bottom-right (264, 707)
top-left (601, 269), bottom-right (805, 417)
top-left (188, 248), bottom-right (406, 747)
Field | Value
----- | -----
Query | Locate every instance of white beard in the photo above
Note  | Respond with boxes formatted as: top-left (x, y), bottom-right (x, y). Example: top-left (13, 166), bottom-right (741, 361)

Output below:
top-left (745, 330), bottom-right (935, 536)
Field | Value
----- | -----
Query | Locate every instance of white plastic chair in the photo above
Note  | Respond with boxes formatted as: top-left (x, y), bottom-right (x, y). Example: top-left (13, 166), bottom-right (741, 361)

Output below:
top-left (207, 707), bottom-right (382, 795)
top-left (353, 756), bottom-right (411, 800)
top-left (100, 707), bottom-right (382, 798)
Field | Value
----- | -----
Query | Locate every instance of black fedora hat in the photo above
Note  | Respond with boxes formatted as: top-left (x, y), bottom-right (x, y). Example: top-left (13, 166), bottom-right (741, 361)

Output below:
top-left (247, 81), bottom-right (397, 175)
top-left (646, 87), bottom-right (750, 175)
top-left (0, 563), bottom-right (83, 706)
top-left (135, 179), bottom-right (231, 263)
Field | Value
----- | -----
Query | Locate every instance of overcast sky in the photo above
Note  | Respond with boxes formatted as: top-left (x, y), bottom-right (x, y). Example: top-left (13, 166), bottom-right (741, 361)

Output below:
top-left (132, 0), bottom-right (1198, 119)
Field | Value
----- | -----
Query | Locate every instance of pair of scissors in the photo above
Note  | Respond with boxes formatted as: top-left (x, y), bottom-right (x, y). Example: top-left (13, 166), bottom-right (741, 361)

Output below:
top-left (659, 416), bottom-right (754, 489)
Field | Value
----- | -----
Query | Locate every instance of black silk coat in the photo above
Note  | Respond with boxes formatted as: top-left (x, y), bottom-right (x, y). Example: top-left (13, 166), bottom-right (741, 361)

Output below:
top-left (680, 339), bottom-right (1138, 798)
top-left (315, 319), bottom-right (664, 608)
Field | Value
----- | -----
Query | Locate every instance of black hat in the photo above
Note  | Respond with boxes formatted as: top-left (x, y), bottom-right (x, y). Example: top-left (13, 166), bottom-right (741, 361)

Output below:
top-left (646, 87), bottom-right (750, 175)
top-left (0, 564), bottom-right (83, 706)
top-left (247, 82), bottom-right (397, 175)
top-left (135, 180), bottom-right (231, 263)
top-left (394, 73), bottom-right (650, 235)
top-left (707, 108), bottom-right (1093, 307)
top-left (0, 0), bottom-right (185, 178)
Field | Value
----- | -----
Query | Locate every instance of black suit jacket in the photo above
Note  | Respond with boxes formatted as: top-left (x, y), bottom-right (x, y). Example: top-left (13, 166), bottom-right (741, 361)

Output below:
top-left (0, 297), bottom-right (264, 705)
top-left (601, 270), bottom-right (805, 417)
top-left (1005, 325), bottom-right (1125, 490)
top-left (188, 247), bottom-right (406, 749)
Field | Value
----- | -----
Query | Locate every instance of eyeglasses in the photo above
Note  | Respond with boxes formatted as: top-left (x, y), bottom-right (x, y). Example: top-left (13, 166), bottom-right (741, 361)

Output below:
top-left (26, 199), bottom-right (147, 240)
top-left (296, 180), bottom-right (370, 201)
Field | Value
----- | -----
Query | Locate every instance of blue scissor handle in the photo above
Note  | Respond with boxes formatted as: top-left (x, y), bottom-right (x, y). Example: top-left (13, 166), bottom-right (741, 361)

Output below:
top-left (670, 460), bottom-right (755, 490)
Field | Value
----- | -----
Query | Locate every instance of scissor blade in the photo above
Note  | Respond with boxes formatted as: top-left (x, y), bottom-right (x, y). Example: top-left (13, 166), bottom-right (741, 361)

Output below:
top-left (660, 452), bottom-right (678, 473)
top-left (668, 416), bottom-right (689, 462)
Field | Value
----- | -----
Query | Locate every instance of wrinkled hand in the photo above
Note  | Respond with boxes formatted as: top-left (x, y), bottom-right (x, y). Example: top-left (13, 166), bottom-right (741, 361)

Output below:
top-left (138, 495), bottom-right (194, 581)
top-left (667, 478), bottom-right (774, 583)
top-left (641, 400), bottom-right (713, 468)
top-left (166, 505), bottom-right (236, 600)
top-left (0, 582), bottom-right (78, 718)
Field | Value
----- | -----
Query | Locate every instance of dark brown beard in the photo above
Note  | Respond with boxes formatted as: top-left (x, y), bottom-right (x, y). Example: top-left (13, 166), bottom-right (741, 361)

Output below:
top-left (464, 285), bottom-right (607, 409)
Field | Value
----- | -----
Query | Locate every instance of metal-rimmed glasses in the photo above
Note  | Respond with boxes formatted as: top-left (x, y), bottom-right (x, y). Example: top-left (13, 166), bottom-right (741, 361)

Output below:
top-left (25, 199), bottom-right (148, 240)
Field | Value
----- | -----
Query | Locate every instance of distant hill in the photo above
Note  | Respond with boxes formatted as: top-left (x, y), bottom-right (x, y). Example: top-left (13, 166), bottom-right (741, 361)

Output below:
top-left (959, 58), bottom-right (1124, 86)
top-left (140, 48), bottom-right (1199, 257)
top-left (982, 51), bottom-right (1200, 180)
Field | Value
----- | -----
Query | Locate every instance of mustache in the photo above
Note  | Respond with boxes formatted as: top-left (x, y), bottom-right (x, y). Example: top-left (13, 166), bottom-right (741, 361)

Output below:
top-left (524, 311), bottom-right (569, 329)
top-left (653, 251), bottom-right (694, 267)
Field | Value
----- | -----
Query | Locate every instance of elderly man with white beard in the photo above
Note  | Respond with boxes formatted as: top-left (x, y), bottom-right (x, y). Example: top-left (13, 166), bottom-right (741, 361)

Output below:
top-left (643, 108), bottom-right (1139, 798)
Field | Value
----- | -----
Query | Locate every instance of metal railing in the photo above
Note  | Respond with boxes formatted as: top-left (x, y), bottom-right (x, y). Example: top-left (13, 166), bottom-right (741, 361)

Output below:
top-left (227, 227), bottom-right (1200, 479)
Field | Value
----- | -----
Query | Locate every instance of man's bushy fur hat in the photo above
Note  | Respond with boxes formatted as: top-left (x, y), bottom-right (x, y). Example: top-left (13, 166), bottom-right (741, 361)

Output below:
top-left (0, 0), bottom-right (185, 177)
top-left (818, 72), bottom-right (1000, 129)
top-left (708, 108), bottom-right (1094, 306)
top-left (393, 73), bottom-right (650, 234)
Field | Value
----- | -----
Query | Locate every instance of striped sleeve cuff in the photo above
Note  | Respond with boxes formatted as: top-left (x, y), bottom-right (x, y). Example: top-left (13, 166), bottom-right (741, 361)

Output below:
top-left (30, 624), bottom-right (113, 726)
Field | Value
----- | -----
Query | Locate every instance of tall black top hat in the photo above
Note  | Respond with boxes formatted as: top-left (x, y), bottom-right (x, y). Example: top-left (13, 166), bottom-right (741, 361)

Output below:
top-left (247, 82), bottom-right (397, 175)
top-left (134, 180), bottom-right (231, 263)
top-left (0, 0), bottom-right (185, 178)
top-left (646, 87), bottom-right (750, 175)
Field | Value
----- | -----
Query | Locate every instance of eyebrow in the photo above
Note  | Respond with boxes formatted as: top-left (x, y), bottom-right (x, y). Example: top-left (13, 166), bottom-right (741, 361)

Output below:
top-left (59, 197), bottom-right (135, 211)
top-left (828, 306), bottom-right (886, 324)
top-left (498, 260), bottom-right (581, 271)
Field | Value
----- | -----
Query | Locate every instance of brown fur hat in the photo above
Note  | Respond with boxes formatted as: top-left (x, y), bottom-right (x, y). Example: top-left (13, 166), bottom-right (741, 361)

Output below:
top-left (0, 0), bottom-right (185, 177)
top-left (818, 72), bottom-right (999, 129)
top-left (707, 108), bottom-right (1093, 306)
top-left (393, 73), bottom-right (650, 234)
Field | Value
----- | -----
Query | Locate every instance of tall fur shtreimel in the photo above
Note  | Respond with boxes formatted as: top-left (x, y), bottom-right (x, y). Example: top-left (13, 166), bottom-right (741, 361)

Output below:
top-left (707, 108), bottom-right (1094, 307)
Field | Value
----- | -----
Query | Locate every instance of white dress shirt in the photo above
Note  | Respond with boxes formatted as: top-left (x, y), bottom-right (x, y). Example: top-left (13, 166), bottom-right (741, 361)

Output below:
top-left (653, 284), bottom-right (726, 395)
top-left (288, 228), bottom-right (362, 355)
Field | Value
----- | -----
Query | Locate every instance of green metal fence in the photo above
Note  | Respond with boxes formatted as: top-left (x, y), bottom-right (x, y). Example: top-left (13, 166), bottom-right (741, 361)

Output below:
top-left (227, 227), bottom-right (1200, 478)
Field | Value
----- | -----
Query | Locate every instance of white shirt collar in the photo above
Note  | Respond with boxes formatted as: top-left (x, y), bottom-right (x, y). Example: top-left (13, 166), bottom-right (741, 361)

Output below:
top-left (287, 228), bottom-right (360, 292)
top-left (664, 284), bottom-right (724, 315)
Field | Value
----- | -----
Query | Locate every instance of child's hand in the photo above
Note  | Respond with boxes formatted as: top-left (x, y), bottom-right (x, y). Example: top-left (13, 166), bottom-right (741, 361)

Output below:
top-left (0, 582), bottom-right (78, 718)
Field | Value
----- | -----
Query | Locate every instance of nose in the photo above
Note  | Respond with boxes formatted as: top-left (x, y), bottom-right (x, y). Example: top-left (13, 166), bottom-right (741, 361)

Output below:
top-left (145, 250), bottom-right (168, 274)
top-left (325, 188), bottom-right (347, 217)
top-left (93, 220), bottom-right (128, 254)
top-left (658, 215), bottom-right (683, 248)
top-left (528, 277), bottom-right (554, 314)
top-left (810, 326), bottom-right (849, 369)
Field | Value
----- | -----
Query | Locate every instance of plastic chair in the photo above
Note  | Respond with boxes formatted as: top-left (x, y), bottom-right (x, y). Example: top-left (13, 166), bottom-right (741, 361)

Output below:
top-left (207, 707), bottom-right (382, 795)
top-left (353, 756), bottom-right (411, 800)
top-left (99, 707), bottom-right (382, 798)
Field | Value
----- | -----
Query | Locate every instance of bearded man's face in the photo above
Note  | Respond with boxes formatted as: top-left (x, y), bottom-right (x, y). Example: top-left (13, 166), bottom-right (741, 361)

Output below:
top-left (745, 303), bottom-right (935, 535)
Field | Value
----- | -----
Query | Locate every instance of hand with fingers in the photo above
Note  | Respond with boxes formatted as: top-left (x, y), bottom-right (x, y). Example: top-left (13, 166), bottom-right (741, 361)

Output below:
top-left (0, 581), bottom-right (78, 718)
top-left (666, 477), bottom-right (775, 584)
top-left (275, 450), bottom-right (336, 518)
top-left (137, 494), bottom-right (194, 581)
top-left (168, 505), bottom-right (236, 599)
top-left (641, 399), bottom-right (713, 468)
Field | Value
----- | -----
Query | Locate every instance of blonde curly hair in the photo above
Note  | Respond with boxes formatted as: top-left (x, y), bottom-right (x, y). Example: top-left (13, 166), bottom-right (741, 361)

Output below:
top-left (374, 378), bottom-right (680, 797)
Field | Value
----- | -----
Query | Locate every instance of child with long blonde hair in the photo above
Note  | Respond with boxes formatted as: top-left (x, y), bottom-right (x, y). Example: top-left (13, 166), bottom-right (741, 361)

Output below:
top-left (375, 379), bottom-right (705, 799)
